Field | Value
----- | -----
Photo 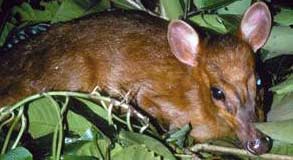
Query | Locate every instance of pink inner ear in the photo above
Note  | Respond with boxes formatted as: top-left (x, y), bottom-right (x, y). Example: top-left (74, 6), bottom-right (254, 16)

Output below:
top-left (240, 2), bottom-right (271, 52)
top-left (242, 10), bottom-right (266, 36)
top-left (167, 20), bottom-right (200, 67)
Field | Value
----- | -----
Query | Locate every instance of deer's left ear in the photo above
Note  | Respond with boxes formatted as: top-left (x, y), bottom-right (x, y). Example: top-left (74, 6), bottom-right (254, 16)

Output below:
top-left (239, 2), bottom-right (272, 52)
top-left (167, 20), bottom-right (200, 67)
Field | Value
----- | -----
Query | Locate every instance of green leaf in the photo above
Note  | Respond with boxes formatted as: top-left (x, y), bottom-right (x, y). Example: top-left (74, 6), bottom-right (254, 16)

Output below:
top-left (34, 1), bottom-right (61, 22)
top-left (72, 97), bottom-right (116, 139)
top-left (11, 1), bottom-right (59, 24)
top-left (165, 124), bottom-right (191, 148)
top-left (63, 155), bottom-right (98, 160)
top-left (0, 22), bottom-right (15, 47)
top-left (41, 1), bottom-right (61, 18)
top-left (270, 140), bottom-right (293, 156)
top-left (11, 0), bottom-right (110, 24)
top-left (160, 0), bottom-right (184, 20)
top-left (64, 128), bottom-right (122, 159)
top-left (28, 97), bottom-right (59, 139)
top-left (262, 26), bottom-right (293, 60)
top-left (12, 3), bottom-right (37, 22)
top-left (119, 130), bottom-right (176, 160)
top-left (0, 147), bottom-right (33, 160)
top-left (74, 98), bottom-right (108, 120)
top-left (189, 14), bottom-right (227, 33)
top-left (255, 120), bottom-right (293, 143)
top-left (64, 139), bottom-right (110, 158)
top-left (67, 110), bottom-right (92, 136)
top-left (217, 0), bottom-right (251, 15)
top-left (268, 93), bottom-right (293, 122)
top-left (270, 74), bottom-right (293, 94)
top-left (111, 145), bottom-right (160, 160)
top-left (51, 0), bottom-right (89, 23)
top-left (218, 14), bottom-right (241, 33)
top-left (193, 0), bottom-right (238, 10)
top-left (74, 128), bottom-right (95, 142)
top-left (84, 0), bottom-right (111, 15)
top-left (275, 8), bottom-right (293, 26)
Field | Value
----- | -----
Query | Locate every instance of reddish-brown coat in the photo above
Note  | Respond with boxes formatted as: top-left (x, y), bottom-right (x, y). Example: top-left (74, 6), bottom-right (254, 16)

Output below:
top-left (0, 2), bottom-right (272, 155)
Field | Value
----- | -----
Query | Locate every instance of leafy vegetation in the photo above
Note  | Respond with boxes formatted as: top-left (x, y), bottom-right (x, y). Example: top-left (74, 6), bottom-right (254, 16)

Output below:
top-left (0, 0), bottom-right (292, 159)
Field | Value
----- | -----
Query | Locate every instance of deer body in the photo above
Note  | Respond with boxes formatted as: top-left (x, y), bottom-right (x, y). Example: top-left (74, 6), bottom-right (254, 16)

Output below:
top-left (0, 2), bottom-right (272, 154)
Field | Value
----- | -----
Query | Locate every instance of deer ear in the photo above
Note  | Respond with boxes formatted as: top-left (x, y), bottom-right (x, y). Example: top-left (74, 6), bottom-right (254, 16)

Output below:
top-left (167, 20), bottom-right (200, 67)
top-left (240, 2), bottom-right (271, 52)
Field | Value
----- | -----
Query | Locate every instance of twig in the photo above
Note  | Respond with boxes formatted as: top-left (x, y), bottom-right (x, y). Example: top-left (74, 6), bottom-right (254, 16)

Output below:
top-left (1, 106), bottom-right (24, 154)
top-left (90, 86), bottom-right (149, 131)
top-left (11, 114), bottom-right (26, 149)
top-left (190, 143), bottom-right (293, 160)
top-left (0, 112), bottom-right (14, 131)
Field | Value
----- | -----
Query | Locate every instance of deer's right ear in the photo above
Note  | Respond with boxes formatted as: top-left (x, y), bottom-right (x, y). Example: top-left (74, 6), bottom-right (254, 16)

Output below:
top-left (239, 2), bottom-right (272, 52)
top-left (168, 20), bottom-right (200, 67)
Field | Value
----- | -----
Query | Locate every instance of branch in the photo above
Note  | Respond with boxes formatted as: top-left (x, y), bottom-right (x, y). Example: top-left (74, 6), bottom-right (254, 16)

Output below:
top-left (190, 143), bottom-right (293, 160)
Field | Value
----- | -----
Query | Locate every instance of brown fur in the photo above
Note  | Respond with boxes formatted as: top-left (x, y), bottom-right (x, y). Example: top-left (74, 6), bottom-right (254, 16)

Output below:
top-left (0, 5), bottom-right (271, 154)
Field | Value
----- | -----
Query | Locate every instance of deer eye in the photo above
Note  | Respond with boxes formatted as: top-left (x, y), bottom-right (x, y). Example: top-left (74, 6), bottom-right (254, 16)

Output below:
top-left (256, 74), bottom-right (262, 89)
top-left (211, 87), bottom-right (225, 101)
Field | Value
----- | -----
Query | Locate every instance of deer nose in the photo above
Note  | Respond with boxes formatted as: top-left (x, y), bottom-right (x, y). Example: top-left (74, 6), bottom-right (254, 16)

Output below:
top-left (246, 135), bottom-right (272, 155)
